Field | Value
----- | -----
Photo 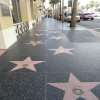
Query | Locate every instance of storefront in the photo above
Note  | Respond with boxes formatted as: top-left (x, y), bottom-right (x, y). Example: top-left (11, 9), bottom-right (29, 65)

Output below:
top-left (0, 0), bottom-right (45, 49)
top-left (0, 0), bottom-right (17, 49)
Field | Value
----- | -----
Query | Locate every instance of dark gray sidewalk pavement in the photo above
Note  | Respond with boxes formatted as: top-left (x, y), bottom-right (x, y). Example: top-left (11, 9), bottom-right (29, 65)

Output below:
top-left (0, 18), bottom-right (100, 100)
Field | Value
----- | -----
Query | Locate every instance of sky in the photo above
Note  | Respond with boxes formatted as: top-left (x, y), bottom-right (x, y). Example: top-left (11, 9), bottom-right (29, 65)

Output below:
top-left (79, 0), bottom-right (97, 6)
top-left (65, 0), bottom-right (100, 6)
top-left (45, 0), bottom-right (100, 8)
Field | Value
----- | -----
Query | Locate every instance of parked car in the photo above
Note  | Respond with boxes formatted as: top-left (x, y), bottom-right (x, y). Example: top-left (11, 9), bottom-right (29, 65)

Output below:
top-left (80, 13), bottom-right (94, 20)
top-left (93, 12), bottom-right (100, 17)
top-left (64, 12), bottom-right (80, 22)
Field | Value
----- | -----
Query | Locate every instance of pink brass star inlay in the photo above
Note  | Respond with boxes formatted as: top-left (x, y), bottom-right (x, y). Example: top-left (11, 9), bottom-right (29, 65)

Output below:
top-left (10, 57), bottom-right (45, 72)
top-left (48, 73), bottom-right (100, 100)
top-left (49, 46), bottom-right (73, 55)
top-left (25, 41), bottom-right (43, 47)
top-left (0, 49), bottom-right (6, 56)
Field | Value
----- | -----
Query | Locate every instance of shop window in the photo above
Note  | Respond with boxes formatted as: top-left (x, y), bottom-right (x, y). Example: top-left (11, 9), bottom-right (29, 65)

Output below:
top-left (11, 0), bottom-right (22, 23)
top-left (0, 3), bottom-right (10, 16)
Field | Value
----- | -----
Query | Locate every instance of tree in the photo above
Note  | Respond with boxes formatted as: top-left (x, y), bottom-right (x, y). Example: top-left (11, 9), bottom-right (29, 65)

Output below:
top-left (86, 4), bottom-right (89, 10)
top-left (93, 1), bottom-right (100, 8)
top-left (89, 0), bottom-right (95, 8)
top-left (88, 0), bottom-right (100, 8)
top-left (49, 0), bottom-right (60, 9)
top-left (49, 0), bottom-right (60, 17)
top-left (70, 0), bottom-right (78, 27)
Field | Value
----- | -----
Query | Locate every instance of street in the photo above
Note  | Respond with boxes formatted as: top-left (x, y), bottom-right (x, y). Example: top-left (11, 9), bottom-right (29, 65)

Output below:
top-left (79, 17), bottom-right (100, 32)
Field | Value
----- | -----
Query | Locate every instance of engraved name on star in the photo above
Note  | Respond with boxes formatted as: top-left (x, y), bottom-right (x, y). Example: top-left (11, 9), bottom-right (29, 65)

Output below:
top-left (49, 46), bottom-right (73, 55)
top-left (10, 57), bottom-right (45, 72)
top-left (48, 73), bottom-right (100, 100)
top-left (25, 41), bottom-right (43, 47)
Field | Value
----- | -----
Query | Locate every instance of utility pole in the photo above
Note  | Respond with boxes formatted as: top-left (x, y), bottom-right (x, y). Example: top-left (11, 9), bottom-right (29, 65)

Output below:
top-left (70, 0), bottom-right (78, 27)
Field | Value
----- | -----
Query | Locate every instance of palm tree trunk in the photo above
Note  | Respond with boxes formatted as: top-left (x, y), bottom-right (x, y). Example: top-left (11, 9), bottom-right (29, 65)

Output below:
top-left (70, 0), bottom-right (78, 27)
top-left (52, 4), bottom-right (54, 18)
top-left (60, 0), bottom-right (62, 20)
top-left (62, 0), bottom-right (64, 22)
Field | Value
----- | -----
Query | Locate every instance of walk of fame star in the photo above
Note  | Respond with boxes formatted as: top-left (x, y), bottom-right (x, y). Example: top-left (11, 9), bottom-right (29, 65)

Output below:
top-left (0, 49), bottom-right (6, 56)
top-left (48, 73), bottom-right (100, 100)
top-left (50, 36), bottom-right (63, 40)
top-left (10, 57), bottom-right (45, 72)
top-left (25, 41), bottom-right (43, 47)
top-left (49, 46), bottom-right (73, 55)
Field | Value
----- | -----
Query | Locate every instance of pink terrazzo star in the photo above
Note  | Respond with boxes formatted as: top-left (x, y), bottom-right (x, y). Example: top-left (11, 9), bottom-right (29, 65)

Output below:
top-left (49, 46), bottom-right (73, 55)
top-left (10, 57), bottom-right (45, 72)
top-left (25, 41), bottom-right (43, 47)
top-left (0, 49), bottom-right (6, 56)
top-left (48, 73), bottom-right (100, 100)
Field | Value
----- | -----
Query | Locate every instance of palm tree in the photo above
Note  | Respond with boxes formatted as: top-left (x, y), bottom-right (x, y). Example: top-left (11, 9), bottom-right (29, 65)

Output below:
top-left (49, 0), bottom-right (60, 17)
top-left (70, 0), bottom-right (78, 27)
top-left (49, 0), bottom-right (60, 7)
top-left (88, 0), bottom-right (100, 9)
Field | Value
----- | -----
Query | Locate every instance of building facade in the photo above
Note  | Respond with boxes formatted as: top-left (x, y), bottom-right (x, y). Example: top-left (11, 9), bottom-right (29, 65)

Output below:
top-left (0, 0), bottom-right (45, 49)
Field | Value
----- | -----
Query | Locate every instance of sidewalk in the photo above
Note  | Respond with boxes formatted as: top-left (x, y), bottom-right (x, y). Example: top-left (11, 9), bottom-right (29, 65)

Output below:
top-left (0, 18), bottom-right (100, 100)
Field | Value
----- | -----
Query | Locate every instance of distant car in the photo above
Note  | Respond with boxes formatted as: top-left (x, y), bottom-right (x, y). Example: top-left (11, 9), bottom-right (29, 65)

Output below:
top-left (80, 13), bottom-right (94, 20)
top-left (64, 13), bottom-right (80, 22)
